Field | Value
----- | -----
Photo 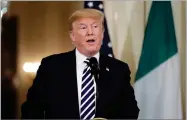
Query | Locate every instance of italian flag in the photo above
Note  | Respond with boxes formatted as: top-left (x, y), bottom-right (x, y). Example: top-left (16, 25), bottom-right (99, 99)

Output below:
top-left (134, 1), bottom-right (182, 119)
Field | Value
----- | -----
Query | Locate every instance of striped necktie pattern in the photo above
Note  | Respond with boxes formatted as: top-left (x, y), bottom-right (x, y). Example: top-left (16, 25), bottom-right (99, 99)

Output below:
top-left (80, 59), bottom-right (96, 119)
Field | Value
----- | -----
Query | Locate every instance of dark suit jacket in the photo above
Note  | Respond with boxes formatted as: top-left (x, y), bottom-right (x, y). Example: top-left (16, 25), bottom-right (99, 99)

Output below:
top-left (21, 49), bottom-right (139, 119)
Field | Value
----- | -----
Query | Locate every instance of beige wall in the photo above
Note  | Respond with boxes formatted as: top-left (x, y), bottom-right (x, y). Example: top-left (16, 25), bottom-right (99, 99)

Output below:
top-left (8, 1), bottom-right (84, 79)
top-left (7, 1), bottom-right (186, 119)
top-left (172, 2), bottom-right (186, 119)
top-left (8, 1), bottom-right (84, 118)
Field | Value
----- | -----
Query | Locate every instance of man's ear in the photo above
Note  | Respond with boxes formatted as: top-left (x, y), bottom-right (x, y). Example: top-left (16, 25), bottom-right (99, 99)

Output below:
top-left (103, 26), bottom-right (105, 33)
top-left (69, 30), bottom-right (75, 42)
top-left (101, 29), bottom-right (104, 40)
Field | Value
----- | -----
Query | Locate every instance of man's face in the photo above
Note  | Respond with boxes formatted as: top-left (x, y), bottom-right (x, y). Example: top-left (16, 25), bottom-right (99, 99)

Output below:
top-left (70, 17), bottom-right (104, 56)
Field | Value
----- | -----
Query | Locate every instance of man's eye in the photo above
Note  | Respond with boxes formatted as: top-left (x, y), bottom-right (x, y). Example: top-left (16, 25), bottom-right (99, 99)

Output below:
top-left (93, 25), bottom-right (98, 28)
top-left (80, 26), bottom-right (86, 29)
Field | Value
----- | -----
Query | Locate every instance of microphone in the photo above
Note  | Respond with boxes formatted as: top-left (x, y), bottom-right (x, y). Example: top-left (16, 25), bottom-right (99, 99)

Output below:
top-left (89, 57), bottom-right (100, 77)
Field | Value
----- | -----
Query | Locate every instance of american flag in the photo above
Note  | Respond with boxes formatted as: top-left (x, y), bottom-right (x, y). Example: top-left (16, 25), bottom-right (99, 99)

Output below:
top-left (84, 1), bottom-right (114, 57)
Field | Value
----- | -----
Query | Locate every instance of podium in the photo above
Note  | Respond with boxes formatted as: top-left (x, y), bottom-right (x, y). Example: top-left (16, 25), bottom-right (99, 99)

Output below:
top-left (93, 118), bottom-right (107, 120)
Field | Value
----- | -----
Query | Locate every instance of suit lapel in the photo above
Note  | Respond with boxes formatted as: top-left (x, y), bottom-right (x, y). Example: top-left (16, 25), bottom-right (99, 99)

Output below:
top-left (62, 50), bottom-right (80, 118)
top-left (98, 54), bottom-right (112, 89)
top-left (99, 54), bottom-right (110, 84)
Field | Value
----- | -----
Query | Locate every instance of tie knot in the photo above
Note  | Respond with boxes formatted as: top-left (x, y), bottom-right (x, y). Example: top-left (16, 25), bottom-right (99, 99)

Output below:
top-left (84, 57), bottom-right (98, 65)
top-left (84, 58), bottom-right (90, 65)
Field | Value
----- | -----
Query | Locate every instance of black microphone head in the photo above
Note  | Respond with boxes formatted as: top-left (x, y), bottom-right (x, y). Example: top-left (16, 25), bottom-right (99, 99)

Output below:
top-left (89, 57), bottom-right (99, 74)
top-left (89, 57), bottom-right (98, 65)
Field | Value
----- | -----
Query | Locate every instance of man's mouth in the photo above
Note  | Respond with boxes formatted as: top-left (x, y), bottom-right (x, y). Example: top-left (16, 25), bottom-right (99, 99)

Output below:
top-left (86, 39), bottom-right (95, 43)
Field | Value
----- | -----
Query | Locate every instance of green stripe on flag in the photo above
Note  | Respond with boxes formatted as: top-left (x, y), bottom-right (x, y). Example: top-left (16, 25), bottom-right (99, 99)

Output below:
top-left (135, 1), bottom-right (178, 81)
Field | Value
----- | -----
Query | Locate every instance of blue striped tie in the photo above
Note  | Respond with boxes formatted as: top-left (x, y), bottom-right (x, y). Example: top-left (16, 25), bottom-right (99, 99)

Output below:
top-left (80, 59), bottom-right (96, 119)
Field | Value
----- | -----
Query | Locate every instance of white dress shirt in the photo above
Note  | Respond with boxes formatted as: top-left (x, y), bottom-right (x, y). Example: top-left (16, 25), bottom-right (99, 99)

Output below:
top-left (75, 49), bottom-right (99, 114)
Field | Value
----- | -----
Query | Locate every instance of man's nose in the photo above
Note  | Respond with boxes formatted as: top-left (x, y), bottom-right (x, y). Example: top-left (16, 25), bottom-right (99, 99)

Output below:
top-left (87, 26), bottom-right (94, 36)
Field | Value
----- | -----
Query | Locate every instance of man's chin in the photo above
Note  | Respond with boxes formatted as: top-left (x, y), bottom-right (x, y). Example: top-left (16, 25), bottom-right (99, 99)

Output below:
top-left (86, 49), bottom-right (99, 57)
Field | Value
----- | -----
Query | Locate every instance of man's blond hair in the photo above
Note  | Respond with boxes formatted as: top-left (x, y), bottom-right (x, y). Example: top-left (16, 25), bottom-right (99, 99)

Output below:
top-left (68, 8), bottom-right (104, 31)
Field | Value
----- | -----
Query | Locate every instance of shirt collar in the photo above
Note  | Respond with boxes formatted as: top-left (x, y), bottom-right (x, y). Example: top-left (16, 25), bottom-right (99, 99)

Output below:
top-left (76, 48), bottom-right (100, 65)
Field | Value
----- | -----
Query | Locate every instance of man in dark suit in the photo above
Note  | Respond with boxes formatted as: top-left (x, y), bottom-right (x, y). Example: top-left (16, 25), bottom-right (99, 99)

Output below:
top-left (21, 8), bottom-right (139, 119)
